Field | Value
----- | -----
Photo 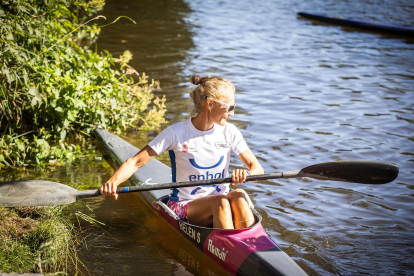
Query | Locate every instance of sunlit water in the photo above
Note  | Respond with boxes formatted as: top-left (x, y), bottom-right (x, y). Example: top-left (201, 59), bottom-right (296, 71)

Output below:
top-left (2, 0), bottom-right (413, 275)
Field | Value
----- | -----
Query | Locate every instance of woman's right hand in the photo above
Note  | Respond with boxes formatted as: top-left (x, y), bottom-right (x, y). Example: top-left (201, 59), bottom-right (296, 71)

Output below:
top-left (100, 180), bottom-right (119, 200)
top-left (98, 145), bottom-right (158, 201)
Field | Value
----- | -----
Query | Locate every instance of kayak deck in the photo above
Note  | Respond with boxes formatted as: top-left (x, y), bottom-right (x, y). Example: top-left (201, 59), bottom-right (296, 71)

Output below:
top-left (95, 128), bottom-right (307, 275)
top-left (298, 12), bottom-right (414, 38)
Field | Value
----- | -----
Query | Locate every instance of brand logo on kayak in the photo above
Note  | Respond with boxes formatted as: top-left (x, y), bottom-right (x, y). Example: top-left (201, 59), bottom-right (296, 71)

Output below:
top-left (179, 221), bottom-right (201, 243)
top-left (207, 239), bottom-right (227, 261)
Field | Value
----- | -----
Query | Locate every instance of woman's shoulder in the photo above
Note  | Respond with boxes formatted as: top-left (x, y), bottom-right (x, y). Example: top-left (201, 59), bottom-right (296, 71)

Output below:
top-left (223, 121), bottom-right (238, 132)
top-left (169, 118), bottom-right (191, 131)
top-left (222, 122), bottom-right (244, 142)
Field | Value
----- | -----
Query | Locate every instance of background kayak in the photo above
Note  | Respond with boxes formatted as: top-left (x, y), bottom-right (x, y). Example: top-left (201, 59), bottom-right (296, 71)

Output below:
top-left (298, 12), bottom-right (414, 38)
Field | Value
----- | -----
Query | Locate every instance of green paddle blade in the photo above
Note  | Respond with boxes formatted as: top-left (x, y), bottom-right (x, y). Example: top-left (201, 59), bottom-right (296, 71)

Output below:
top-left (300, 161), bottom-right (399, 184)
top-left (0, 180), bottom-right (78, 207)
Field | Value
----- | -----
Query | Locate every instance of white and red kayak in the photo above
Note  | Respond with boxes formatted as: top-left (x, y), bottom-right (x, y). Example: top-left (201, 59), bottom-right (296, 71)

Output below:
top-left (95, 129), bottom-right (307, 276)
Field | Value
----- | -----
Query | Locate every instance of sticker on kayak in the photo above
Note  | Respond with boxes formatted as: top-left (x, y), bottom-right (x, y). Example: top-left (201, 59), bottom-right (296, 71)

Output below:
top-left (178, 221), bottom-right (213, 250)
top-left (208, 239), bottom-right (228, 261)
top-left (145, 178), bottom-right (157, 185)
top-left (179, 221), bottom-right (201, 243)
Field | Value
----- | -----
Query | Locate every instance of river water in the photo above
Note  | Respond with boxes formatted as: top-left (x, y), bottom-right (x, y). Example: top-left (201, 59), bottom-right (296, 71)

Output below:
top-left (3, 0), bottom-right (413, 275)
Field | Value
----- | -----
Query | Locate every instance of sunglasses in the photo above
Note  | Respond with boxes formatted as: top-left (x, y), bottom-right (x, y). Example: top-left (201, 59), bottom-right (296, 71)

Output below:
top-left (204, 97), bottom-right (236, 112)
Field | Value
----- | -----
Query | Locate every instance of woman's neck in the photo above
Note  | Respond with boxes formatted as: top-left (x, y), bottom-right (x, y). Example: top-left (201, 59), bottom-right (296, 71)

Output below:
top-left (191, 111), bottom-right (214, 131)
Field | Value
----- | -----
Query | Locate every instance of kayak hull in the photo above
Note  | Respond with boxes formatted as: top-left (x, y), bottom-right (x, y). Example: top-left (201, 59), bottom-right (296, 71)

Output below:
top-left (95, 128), bottom-right (307, 276)
top-left (298, 12), bottom-right (414, 38)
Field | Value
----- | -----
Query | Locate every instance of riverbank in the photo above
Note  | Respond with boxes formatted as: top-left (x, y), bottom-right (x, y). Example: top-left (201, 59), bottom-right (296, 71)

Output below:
top-left (0, 206), bottom-right (75, 273)
top-left (0, 0), bottom-right (166, 273)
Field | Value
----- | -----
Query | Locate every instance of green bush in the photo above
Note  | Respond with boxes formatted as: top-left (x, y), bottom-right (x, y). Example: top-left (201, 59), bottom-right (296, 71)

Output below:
top-left (0, 0), bottom-right (167, 168)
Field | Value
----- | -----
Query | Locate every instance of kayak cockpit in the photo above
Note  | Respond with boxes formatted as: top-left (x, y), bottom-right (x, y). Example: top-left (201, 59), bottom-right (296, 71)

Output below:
top-left (156, 194), bottom-right (262, 230)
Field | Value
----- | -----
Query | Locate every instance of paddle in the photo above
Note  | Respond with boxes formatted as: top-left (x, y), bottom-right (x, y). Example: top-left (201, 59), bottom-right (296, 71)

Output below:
top-left (0, 161), bottom-right (398, 207)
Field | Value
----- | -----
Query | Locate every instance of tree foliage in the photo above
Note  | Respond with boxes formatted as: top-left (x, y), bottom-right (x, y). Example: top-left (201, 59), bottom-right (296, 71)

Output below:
top-left (0, 0), bottom-right (167, 168)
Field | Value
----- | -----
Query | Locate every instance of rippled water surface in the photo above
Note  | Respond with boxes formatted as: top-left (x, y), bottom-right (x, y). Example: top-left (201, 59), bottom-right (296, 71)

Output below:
top-left (94, 0), bottom-right (414, 274)
top-left (6, 0), bottom-right (414, 275)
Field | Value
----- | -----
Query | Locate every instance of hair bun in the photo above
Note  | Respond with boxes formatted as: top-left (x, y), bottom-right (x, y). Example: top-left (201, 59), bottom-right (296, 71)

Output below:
top-left (190, 74), bottom-right (209, 85)
top-left (190, 75), bottom-right (201, 85)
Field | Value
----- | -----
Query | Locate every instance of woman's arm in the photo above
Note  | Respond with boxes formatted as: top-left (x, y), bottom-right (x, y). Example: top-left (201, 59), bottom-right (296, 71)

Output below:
top-left (231, 149), bottom-right (264, 186)
top-left (100, 145), bottom-right (158, 199)
top-left (238, 149), bottom-right (264, 175)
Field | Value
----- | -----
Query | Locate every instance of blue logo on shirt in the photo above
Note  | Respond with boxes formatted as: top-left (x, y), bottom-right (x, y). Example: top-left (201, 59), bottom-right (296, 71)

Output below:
top-left (189, 156), bottom-right (224, 169)
top-left (188, 156), bottom-right (225, 181)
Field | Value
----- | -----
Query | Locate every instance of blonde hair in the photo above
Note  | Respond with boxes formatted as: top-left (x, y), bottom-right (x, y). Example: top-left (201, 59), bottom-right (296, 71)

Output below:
top-left (189, 75), bottom-right (235, 117)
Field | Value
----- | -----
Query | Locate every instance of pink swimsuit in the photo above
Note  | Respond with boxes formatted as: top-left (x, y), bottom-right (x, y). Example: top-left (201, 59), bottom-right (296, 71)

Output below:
top-left (167, 199), bottom-right (192, 222)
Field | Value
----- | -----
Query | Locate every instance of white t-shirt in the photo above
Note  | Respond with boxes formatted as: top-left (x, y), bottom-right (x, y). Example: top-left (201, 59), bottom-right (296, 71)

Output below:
top-left (148, 118), bottom-right (249, 201)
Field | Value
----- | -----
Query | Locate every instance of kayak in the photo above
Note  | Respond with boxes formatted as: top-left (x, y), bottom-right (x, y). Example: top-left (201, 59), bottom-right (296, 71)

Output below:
top-left (95, 128), bottom-right (308, 276)
top-left (298, 12), bottom-right (414, 38)
top-left (152, 204), bottom-right (235, 275)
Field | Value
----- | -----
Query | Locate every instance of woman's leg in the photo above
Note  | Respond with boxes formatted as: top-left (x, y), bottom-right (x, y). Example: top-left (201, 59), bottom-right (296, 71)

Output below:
top-left (228, 189), bottom-right (255, 229)
top-left (187, 195), bottom-right (234, 229)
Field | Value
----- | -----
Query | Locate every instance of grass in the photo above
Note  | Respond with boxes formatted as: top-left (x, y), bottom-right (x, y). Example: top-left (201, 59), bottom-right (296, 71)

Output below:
top-left (0, 206), bottom-right (80, 274)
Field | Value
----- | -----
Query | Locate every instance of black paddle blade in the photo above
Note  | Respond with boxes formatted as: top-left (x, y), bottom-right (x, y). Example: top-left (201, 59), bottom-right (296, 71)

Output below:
top-left (0, 180), bottom-right (78, 207)
top-left (300, 161), bottom-right (399, 184)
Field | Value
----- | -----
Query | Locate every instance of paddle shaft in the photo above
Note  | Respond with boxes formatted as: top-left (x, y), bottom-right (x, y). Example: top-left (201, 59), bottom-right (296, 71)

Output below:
top-left (76, 160), bottom-right (399, 200)
top-left (76, 171), bottom-right (300, 199)
top-left (0, 160), bottom-right (398, 207)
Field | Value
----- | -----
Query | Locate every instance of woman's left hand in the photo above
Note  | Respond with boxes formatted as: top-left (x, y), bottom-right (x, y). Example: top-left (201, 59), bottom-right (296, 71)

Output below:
top-left (231, 169), bottom-right (249, 186)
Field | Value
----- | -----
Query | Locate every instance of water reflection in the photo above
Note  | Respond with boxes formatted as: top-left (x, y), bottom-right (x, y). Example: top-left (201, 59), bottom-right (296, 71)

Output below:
top-left (0, 155), bottom-right (223, 275)
top-left (95, 0), bottom-right (196, 122)
top-left (73, 186), bottom-right (229, 276)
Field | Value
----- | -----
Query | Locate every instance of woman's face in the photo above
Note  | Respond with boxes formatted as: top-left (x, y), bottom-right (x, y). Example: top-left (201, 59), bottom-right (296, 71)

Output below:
top-left (210, 93), bottom-right (235, 126)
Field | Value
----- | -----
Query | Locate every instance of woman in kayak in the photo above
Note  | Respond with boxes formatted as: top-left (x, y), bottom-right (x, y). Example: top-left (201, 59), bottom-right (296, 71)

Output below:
top-left (100, 75), bottom-right (264, 229)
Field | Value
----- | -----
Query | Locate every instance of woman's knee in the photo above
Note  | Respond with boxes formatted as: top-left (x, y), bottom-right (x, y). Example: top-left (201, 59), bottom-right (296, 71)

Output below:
top-left (228, 189), bottom-right (248, 201)
top-left (214, 195), bottom-right (231, 210)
